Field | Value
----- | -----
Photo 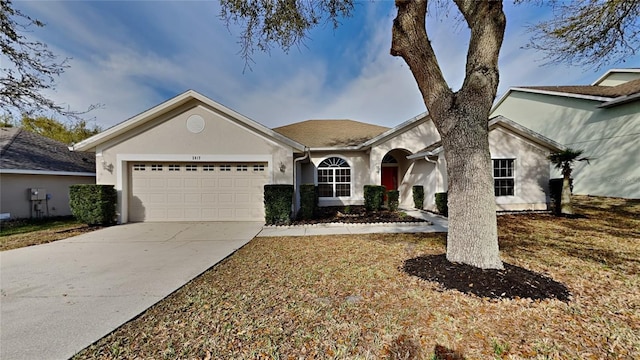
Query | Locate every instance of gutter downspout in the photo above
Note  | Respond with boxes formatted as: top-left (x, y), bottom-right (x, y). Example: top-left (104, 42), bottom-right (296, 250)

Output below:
top-left (293, 148), bottom-right (310, 215)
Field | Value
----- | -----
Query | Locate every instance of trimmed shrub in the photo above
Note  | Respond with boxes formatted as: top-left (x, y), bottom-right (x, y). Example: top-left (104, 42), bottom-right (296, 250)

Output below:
top-left (549, 178), bottom-right (573, 215)
top-left (298, 184), bottom-right (317, 220)
top-left (435, 192), bottom-right (448, 217)
top-left (264, 184), bottom-right (294, 225)
top-left (412, 185), bottom-right (424, 209)
top-left (364, 185), bottom-right (386, 212)
top-left (69, 184), bottom-right (117, 225)
top-left (387, 190), bottom-right (400, 212)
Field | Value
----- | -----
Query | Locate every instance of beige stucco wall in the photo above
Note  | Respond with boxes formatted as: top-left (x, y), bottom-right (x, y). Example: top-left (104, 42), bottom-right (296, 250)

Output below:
top-left (0, 174), bottom-right (95, 219)
top-left (491, 92), bottom-right (640, 198)
top-left (309, 151), bottom-right (370, 206)
top-left (488, 127), bottom-right (551, 210)
top-left (369, 119), bottom-right (441, 208)
top-left (95, 103), bottom-right (295, 221)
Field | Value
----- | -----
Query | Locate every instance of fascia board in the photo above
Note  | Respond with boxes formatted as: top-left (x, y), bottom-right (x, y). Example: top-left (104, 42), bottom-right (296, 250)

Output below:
top-left (361, 112), bottom-right (429, 147)
top-left (73, 90), bottom-right (305, 152)
top-left (0, 169), bottom-right (96, 176)
top-left (489, 116), bottom-right (565, 152)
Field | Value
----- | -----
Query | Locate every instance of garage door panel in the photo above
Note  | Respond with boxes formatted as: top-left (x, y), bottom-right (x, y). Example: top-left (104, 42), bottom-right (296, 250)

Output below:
top-left (129, 162), bottom-right (268, 222)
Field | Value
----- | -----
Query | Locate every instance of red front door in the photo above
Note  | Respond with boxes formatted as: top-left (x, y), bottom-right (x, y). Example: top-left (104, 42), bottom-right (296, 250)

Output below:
top-left (381, 167), bottom-right (398, 191)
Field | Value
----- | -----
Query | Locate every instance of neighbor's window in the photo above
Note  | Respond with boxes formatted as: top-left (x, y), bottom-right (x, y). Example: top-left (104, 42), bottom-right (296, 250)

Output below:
top-left (317, 157), bottom-right (351, 197)
top-left (493, 159), bottom-right (515, 196)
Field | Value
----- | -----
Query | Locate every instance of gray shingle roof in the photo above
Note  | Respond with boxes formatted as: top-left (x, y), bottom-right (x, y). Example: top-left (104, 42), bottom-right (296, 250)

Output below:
top-left (0, 127), bottom-right (95, 173)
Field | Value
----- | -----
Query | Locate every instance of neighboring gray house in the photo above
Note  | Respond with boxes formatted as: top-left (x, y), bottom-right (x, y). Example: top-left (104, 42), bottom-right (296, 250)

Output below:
top-left (72, 90), bottom-right (563, 223)
top-left (490, 68), bottom-right (640, 199)
top-left (0, 128), bottom-right (96, 219)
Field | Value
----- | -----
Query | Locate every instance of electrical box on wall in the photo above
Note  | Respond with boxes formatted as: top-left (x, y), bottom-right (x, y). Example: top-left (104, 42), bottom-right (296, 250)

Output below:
top-left (30, 188), bottom-right (47, 201)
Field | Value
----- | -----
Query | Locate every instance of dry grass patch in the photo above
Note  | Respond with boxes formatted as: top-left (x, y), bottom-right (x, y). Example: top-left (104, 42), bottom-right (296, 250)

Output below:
top-left (0, 218), bottom-right (100, 251)
top-left (74, 196), bottom-right (639, 359)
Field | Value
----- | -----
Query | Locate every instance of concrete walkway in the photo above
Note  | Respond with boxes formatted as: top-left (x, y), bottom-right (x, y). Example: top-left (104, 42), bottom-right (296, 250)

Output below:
top-left (257, 209), bottom-right (448, 237)
top-left (0, 222), bottom-right (262, 360)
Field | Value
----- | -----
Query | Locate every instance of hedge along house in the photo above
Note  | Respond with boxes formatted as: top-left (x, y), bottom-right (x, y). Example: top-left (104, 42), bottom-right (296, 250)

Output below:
top-left (73, 90), bottom-right (564, 223)
top-left (0, 127), bottom-right (96, 219)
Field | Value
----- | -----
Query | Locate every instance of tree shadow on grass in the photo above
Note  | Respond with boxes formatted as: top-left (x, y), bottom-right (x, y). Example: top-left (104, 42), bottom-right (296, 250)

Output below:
top-left (403, 254), bottom-right (571, 301)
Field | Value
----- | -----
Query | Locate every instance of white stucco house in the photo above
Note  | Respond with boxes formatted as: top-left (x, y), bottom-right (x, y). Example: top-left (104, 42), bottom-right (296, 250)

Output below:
top-left (73, 90), bottom-right (564, 223)
top-left (490, 68), bottom-right (640, 199)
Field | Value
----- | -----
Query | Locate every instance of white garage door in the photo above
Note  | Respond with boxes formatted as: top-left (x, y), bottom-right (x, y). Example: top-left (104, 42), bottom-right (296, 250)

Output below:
top-left (128, 162), bottom-right (268, 222)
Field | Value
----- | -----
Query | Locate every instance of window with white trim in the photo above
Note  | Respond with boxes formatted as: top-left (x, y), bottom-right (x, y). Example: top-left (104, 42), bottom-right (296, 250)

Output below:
top-left (237, 164), bottom-right (248, 172)
top-left (168, 164), bottom-right (180, 171)
top-left (151, 164), bottom-right (163, 171)
top-left (133, 164), bottom-right (145, 171)
top-left (220, 164), bottom-right (231, 172)
top-left (186, 164), bottom-right (197, 172)
top-left (493, 159), bottom-right (515, 196)
top-left (203, 164), bottom-right (215, 171)
top-left (317, 157), bottom-right (351, 197)
top-left (253, 164), bottom-right (265, 172)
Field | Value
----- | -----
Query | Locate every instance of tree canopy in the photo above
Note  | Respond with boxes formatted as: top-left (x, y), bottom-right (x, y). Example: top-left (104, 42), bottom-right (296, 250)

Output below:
top-left (1, 115), bottom-right (101, 145)
top-left (525, 0), bottom-right (640, 69)
top-left (0, 0), bottom-right (96, 118)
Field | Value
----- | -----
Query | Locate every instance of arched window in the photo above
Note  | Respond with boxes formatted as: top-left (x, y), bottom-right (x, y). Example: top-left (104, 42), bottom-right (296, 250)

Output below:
top-left (317, 157), bottom-right (351, 197)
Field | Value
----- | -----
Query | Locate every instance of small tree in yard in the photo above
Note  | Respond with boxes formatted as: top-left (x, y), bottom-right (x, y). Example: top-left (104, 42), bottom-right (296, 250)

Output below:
top-left (548, 148), bottom-right (589, 215)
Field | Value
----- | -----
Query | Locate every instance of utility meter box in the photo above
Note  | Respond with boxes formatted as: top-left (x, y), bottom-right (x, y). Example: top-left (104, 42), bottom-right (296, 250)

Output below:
top-left (30, 188), bottom-right (47, 201)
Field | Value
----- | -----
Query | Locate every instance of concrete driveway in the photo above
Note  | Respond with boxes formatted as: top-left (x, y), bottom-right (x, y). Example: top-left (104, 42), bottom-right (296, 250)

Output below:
top-left (0, 222), bottom-right (262, 360)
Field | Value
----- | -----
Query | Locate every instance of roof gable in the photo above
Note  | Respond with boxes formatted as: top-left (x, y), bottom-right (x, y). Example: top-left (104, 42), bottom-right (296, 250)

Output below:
top-left (272, 119), bottom-right (389, 148)
top-left (0, 127), bottom-right (95, 174)
top-left (492, 69), bottom-right (640, 112)
top-left (73, 90), bottom-right (305, 152)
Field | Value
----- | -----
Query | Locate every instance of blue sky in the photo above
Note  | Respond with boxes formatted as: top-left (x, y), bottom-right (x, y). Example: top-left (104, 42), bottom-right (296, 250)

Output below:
top-left (11, 0), bottom-right (640, 130)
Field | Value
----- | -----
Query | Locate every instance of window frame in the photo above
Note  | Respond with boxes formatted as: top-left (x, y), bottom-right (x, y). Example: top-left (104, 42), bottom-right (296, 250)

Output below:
top-left (492, 158), bottom-right (516, 197)
top-left (317, 157), bottom-right (352, 198)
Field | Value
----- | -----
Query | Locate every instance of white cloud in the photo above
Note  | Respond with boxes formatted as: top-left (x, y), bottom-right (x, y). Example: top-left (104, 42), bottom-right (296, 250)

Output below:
top-left (9, 0), bottom-right (638, 133)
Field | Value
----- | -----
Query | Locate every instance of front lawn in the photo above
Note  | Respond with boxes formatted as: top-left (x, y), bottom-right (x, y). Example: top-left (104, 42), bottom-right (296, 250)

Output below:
top-left (74, 196), bottom-right (639, 359)
top-left (0, 217), bottom-right (99, 251)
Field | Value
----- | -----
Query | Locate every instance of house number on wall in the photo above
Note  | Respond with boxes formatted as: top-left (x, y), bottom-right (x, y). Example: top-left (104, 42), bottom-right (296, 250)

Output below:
top-left (192, 156), bottom-right (201, 160)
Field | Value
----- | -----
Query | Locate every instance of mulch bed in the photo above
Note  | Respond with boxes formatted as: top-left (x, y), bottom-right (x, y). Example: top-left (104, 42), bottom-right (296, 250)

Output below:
top-left (291, 206), bottom-right (429, 225)
top-left (403, 254), bottom-right (571, 301)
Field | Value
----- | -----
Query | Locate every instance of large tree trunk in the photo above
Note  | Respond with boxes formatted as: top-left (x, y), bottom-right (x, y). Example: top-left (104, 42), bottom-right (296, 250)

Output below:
top-left (391, 0), bottom-right (506, 269)
top-left (442, 113), bottom-right (502, 268)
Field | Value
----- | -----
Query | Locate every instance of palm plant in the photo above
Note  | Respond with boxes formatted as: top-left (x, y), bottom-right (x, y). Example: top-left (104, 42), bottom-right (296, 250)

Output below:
top-left (548, 148), bottom-right (589, 215)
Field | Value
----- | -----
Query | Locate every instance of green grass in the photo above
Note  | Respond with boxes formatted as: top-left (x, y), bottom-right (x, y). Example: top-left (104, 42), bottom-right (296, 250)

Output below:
top-left (0, 216), bottom-right (80, 236)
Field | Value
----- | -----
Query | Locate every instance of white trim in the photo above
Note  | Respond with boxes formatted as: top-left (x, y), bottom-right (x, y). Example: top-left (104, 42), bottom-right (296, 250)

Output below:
top-left (315, 155), bottom-right (353, 200)
top-left (115, 153), bottom-right (273, 223)
top-left (492, 158), bottom-right (516, 197)
top-left (592, 68), bottom-right (640, 85)
top-left (0, 169), bottom-right (96, 177)
top-left (491, 87), bottom-right (614, 113)
top-left (488, 116), bottom-right (565, 152)
top-left (361, 112), bottom-right (429, 147)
